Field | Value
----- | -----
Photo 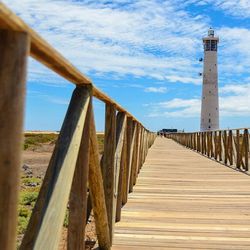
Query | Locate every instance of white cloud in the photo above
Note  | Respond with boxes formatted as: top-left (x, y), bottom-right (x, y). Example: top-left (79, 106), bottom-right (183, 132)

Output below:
top-left (185, 0), bottom-right (250, 18)
top-left (220, 83), bottom-right (250, 95)
top-left (2, 0), bottom-right (207, 85)
top-left (2, 0), bottom-right (250, 94)
top-left (147, 83), bottom-right (250, 118)
top-left (144, 87), bottom-right (167, 93)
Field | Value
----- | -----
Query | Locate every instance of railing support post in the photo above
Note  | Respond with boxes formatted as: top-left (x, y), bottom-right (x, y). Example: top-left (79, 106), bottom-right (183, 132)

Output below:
top-left (102, 103), bottom-right (116, 243)
top-left (68, 95), bottom-right (92, 250)
top-left (0, 30), bottom-right (29, 250)
top-left (21, 86), bottom-right (91, 250)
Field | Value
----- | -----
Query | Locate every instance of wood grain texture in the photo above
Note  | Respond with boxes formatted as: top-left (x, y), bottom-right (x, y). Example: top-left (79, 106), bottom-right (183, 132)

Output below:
top-left (115, 112), bottom-right (127, 222)
top-left (20, 86), bottom-right (90, 250)
top-left (88, 104), bottom-right (111, 250)
top-left (126, 122), bottom-right (136, 195)
top-left (129, 124), bottom-right (139, 192)
top-left (122, 118), bottom-right (133, 205)
top-left (0, 29), bottom-right (29, 250)
top-left (113, 138), bottom-right (250, 249)
top-left (102, 103), bottom-right (116, 243)
top-left (67, 97), bottom-right (92, 250)
top-left (169, 129), bottom-right (249, 172)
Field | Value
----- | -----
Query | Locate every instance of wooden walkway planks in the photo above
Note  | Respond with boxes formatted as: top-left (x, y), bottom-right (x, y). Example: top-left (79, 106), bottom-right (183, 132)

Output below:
top-left (112, 137), bottom-right (250, 249)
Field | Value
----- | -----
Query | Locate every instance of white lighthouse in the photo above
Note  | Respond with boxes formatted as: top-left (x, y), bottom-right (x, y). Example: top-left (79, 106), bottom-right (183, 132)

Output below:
top-left (200, 28), bottom-right (219, 131)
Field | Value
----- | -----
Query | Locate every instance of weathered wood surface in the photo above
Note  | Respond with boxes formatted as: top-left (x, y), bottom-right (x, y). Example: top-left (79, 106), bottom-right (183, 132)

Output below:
top-left (0, 29), bottom-right (29, 250)
top-left (20, 86), bottom-right (90, 250)
top-left (67, 98), bottom-right (91, 250)
top-left (115, 112), bottom-right (127, 222)
top-left (112, 137), bottom-right (250, 249)
top-left (88, 103), bottom-right (111, 250)
top-left (168, 129), bottom-right (249, 172)
top-left (102, 103), bottom-right (117, 243)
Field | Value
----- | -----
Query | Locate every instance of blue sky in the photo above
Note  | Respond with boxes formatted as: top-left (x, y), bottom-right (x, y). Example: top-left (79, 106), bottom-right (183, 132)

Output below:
top-left (3, 0), bottom-right (250, 132)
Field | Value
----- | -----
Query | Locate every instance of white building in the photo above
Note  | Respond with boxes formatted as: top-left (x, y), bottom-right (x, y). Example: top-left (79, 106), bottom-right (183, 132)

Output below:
top-left (200, 28), bottom-right (219, 131)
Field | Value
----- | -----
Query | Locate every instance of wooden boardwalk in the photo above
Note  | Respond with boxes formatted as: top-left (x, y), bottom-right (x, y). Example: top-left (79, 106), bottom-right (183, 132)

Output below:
top-left (112, 137), bottom-right (250, 249)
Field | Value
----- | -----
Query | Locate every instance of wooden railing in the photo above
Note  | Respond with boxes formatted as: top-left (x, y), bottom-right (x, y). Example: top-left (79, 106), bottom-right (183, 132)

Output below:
top-left (0, 3), bottom-right (156, 250)
top-left (166, 128), bottom-right (249, 172)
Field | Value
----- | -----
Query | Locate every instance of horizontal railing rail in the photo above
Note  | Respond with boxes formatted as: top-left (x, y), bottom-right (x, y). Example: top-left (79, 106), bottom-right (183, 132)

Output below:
top-left (0, 3), bottom-right (156, 250)
top-left (166, 128), bottom-right (249, 172)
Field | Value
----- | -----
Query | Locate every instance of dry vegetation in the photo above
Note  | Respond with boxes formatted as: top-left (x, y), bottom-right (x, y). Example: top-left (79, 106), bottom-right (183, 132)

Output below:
top-left (18, 132), bottom-right (104, 248)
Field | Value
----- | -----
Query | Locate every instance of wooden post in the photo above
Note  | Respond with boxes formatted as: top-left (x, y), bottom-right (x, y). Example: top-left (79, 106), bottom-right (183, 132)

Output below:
top-left (20, 86), bottom-right (91, 250)
top-left (116, 116), bottom-right (127, 221)
top-left (228, 130), bottom-right (233, 165)
top-left (210, 132), bottom-right (214, 158)
top-left (130, 123), bottom-right (139, 191)
top-left (102, 103), bottom-right (116, 243)
top-left (114, 112), bottom-right (127, 222)
top-left (134, 125), bottom-right (142, 185)
top-left (138, 128), bottom-right (144, 173)
top-left (219, 131), bottom-right (222, 161)
top-left (88, 105), bottom-right (111, 250)
top-left (201, 133), bottom-right (204, 154)
top-left (214, 131), bottom-right (217, 160)
top-left (123, 118), bottom-right (135, 204)
top-left (67, 98), bottom-right (92, 250)
top-left (223, 131), bottom-right (228, 165)
top-left (243, 129), bottom-right (249, 171)
top-left (197, 133), bottom-right (200, 152)
top-left (236, 130), bottom-right (241, 169)
top-left (121, 118), bottom-right (132, 205)
top-left (0, 30), bottom-right (29, 250)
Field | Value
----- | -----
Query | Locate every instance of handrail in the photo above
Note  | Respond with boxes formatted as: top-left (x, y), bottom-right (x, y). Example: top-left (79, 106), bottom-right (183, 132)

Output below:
top-left (166, 128), bottom-right (249, 172)
top-left (0, 3), bottom-right (144, 126)
top-left (186, 127), bottom-right (250, 133)
top-left (0, 3), bottom-right (156, 250)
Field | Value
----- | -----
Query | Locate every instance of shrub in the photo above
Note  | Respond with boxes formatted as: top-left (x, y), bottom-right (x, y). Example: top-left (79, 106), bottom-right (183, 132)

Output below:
top-left (22, 177), bottom-right (41, 186)
top-left (18, 216), bottom-right (29, 234)
top-left (20, 191), bottom-right (39, 206)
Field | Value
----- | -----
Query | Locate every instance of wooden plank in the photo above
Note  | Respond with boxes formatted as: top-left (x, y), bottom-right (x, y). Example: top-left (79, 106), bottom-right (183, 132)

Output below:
top-left (67, 98), bottom-right (92, 250)
top-left (20, 86), bottom-right (91, 250)
top-left (115, 112), bottom-right (127, 222)
top-left (0, 29), bottom-right (29, 250)
top-left (88, 103), bottom-right (111, 250)
top-left (102, 103), bottom-right (116, 243)
top-left (113, 138), bottom-right (250, 249)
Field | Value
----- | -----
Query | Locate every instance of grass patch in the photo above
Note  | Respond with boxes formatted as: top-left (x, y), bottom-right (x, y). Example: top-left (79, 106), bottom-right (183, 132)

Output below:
top-left (97, 134), bottom-right (104, 154)
top-left (19, 191), bottom-right (39, 206)
top-left (23, 133), bottom-right (58, 150)
top-left (18, 132), bottom-right (105, 243)
top-left (22, 176), bottom-right (42, 186)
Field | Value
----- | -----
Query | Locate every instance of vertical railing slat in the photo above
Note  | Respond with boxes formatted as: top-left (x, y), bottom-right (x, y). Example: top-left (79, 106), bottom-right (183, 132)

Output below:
top-left (21, 86), bottom-right (91, 250)
top-left (102, 103), bottom-right (116, 243)
top-left (68, 96), bottom-right (92, 250)
top-left (0, 29), bottom-right (30, 250)
top-left (88, 103), bottom-right (111, 250)
top-left (114, 112), bottom-right (127, 222)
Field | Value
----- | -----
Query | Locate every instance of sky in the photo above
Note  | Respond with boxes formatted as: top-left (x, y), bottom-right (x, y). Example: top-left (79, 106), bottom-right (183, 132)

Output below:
top-left (3, 0), bottom-right (250, 132)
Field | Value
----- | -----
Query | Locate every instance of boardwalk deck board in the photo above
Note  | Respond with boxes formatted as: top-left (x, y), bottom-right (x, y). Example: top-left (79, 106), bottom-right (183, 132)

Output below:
top-left (112, 138), bottom-right (250, 249)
